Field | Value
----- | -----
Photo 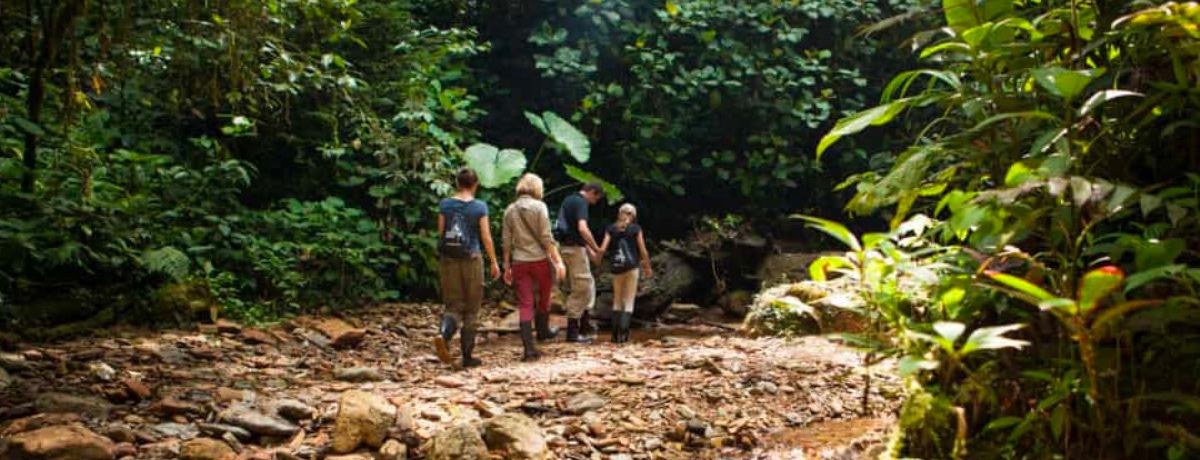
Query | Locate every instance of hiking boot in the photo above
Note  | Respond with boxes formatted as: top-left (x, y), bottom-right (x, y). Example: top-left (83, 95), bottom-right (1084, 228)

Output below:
top-left (461, 327), bottom-right (482, 368)
top-left (566, 319), bottom-right (593, 343)
top-left (619, 311), bottom-right (633, 343)
top-left (610, 316), bottom-right (620, 343)
top-left (433, 315), bottom-right (458, 364)
top-left (579, 310), bottom-right (596, 335)
top-left (535, 312), bottom-right (558, 341)
top-left (520, 321), bottom-right (540, 362)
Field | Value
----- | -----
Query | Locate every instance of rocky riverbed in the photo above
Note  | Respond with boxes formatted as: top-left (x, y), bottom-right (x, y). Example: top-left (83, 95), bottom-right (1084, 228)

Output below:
top-left (0, 303), bottom-right (899, 459)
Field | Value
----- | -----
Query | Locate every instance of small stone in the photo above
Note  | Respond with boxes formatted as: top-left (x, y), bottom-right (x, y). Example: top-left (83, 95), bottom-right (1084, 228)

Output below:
top-left (149, 422), bottom-right (199, 440)
top-left (378, 439), bottom-right (408, 460)
top-left (482, 413), bottom-right (549, 460)
top-left (434, 375), bottom-right (465, 388)
top-left (332, 390), bottom-right (396, 454)
top-left (0, 367), bottom-right (12, 389)
top-left (180, 437), bottom-right (235, 460)
top-left (114, 442), bottom-right (137, 457)
top-left (197, 423), bottom-right (253, 441)
top-left (123, 379), bottom-right (152, 400)
top-left (314, 319), bottom-right (366, 349)
top-left (240, 329), bottom-right (277, 346)
top-left (686, 419), bottom-right (709, 437)
top-left (139, 439), bottom-right (182, 458)
top-left (156, 397), bottom-right (204, 416)
top-left (644, 437), bottom-right (663, 450)
top-left (675, 405), bottom-right (696, 420)
top-left (103, 425), bottom-right (138, 443)
top-left (829, 400), bottom-right (844, 416)
top-left (88, 361), bottom-right (117, 382)
top-left (270, 399), bottom-right (316, 421)
top-left (325, 455), bottom-right (371, 460)
top-left (214, 387), bottom-right (252, 404)
top-left (335, 367), bottom-right (384, 383)
top-left (424, 423), bottom-right (487, 460)
top-left (216, 320), bottom-right (242, 334)
top-left (756, 381), bottom-right (779, 395)
top-left (1, 413), bottom-right (82, 437)
top-left (564, 391), bottom-right (606, 415)
top-left (4, 424), bottom-right (117, 460)
top-left (219, 407), bottom-right (300, 438)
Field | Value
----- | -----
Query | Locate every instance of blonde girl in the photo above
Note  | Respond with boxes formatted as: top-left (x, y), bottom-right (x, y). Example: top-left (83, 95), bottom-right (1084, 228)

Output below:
top-left (596, 203), bottom-right (652, 343)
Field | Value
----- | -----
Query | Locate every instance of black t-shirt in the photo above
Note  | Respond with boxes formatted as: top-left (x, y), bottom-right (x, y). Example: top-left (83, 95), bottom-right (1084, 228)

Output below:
top-left (557, 193), bottom-right (589, 246)
top-left (606, 223), bottom-right (641, 272)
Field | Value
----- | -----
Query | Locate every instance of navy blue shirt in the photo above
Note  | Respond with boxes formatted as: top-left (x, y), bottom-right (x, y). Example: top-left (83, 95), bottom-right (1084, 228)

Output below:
top-left (439, 198), bottom-right (489, 255)
top-left (556, 193), bottom-right (589, 246)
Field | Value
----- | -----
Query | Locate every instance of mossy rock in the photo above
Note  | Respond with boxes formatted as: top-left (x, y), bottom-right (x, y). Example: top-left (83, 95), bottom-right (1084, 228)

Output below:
top-left (153, 281), bottom-right (218, 323)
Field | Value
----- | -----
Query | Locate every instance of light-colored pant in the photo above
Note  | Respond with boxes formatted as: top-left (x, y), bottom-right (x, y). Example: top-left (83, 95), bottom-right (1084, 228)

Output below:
top-left (560, 246), bottom-right (594, 319)
top-left (611, 269), bottom-right (640, 313)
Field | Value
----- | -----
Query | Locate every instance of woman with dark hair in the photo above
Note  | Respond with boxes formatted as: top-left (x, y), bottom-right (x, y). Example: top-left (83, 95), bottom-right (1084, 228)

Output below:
top-left (434, 168), bottom-right (501, 368)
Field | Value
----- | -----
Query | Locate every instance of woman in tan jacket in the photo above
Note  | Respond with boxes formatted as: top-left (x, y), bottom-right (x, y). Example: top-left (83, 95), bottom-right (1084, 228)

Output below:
top-left (502, 173), bottom-right (567, 361)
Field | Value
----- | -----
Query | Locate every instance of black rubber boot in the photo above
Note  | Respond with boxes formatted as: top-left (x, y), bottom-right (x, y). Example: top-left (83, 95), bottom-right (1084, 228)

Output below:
top-left (535, 311), bottom-right (558, 341)
top-left (619, 312), bottom-right (633, 343)
top-left (610, 315), bottom-right (620, 343)
top-left (520, 321), bottom-right (540, 362)
top-left (433, 315), bottom-right (458, 364)
top-left (460, 327), bottom-right (482, 368)
top-left (566, 319), bottom-right (593, 343)
top-left (579, 309), bottom-right (596, 336)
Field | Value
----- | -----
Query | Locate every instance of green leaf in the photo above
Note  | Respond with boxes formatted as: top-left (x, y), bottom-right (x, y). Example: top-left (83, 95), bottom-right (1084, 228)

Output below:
top-left (1077, 266), bottom-right (1124, 313)
top-left (1091, 300), bottom-right (1162, 336)
top-left (794, 215), bottom-right (862, 252)
top-left (960, 323), bottom-right (1029, 355)
top-left (898, 355), bottom-right (939, 377)
top-left (543, 112), bottom-right (590, 163)
top-left (983, 417), bottom-right (1024, 432)
top-left (1050, 404), bottom-right (1067, 440)
top-left (943, 0), bottom-right (1014, 33)
top-left (933, 321), bottom-right (966, 343)
top-left (809, 256), bottom-right (854, 282)
top-left (563, 164), bottom-right (623, 204)
top-left (141, 246), bottom-right (191, 281)
top-left (463, 143), bottom-right (527, 188)
top-left (11, 116), bottom-right (44, 136)
top-left (524, 111), bottom-right (548, 135)
top-left (985, 271), bottom-right (1056, 303)
top-left (1124, 264), bottom-right (1185, 294)
top-left (1005, 161), bottom-right (1036, 187)
top-left (1078, 90), bottom-right (1142, 117)
top-left (817, 98), bottom-right (916, 159)
top-left (1031, 67), bottom-right (1102, 101)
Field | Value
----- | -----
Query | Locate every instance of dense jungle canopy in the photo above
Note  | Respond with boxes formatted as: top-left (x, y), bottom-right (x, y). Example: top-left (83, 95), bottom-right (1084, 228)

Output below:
top-left (2, 0), bottom-right (1200, 459)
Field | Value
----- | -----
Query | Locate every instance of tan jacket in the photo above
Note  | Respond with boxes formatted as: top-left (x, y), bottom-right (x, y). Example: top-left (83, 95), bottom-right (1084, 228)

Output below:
top-left (502, 195), bottom-right (556, 263)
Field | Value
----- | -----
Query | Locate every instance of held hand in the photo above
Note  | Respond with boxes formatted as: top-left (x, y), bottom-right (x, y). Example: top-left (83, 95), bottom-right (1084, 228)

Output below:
top-left (503, 268), bottom-right (514, 286)
top-left (490, 262), bottom-right (501, 281)
top-left (555, 262), bottom-right (567, 280)
top-left (642, 262), bottom-right (654, 279)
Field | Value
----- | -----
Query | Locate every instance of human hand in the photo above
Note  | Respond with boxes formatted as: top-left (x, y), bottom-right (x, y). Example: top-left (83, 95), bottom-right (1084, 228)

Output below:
top-left (490, 262), bottom-right (501, 281)
top-left (555, 262), bottom-right (567, 280)
top-left (642, 262), bottom-right (653, 279)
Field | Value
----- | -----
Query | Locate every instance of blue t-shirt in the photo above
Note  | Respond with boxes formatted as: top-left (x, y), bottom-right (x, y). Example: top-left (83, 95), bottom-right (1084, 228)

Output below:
top-left (439, 198), bottom-right (489, 255)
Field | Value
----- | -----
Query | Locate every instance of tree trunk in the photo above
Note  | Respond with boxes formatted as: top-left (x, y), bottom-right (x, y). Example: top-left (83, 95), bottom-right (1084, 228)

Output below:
top-left (20, 0), bottom-right (87, 193)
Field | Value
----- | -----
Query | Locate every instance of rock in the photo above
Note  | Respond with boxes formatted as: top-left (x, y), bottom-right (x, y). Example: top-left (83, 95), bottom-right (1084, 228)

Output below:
top-left (3, 424), bottom-right (116, 460)
top-left (595, 252), bottom-right (700, 319)
top-left (0, 367), bottom-right (11, 389)
top-left (423, 424), bottom-right (487, 460)
top-left (239, 329), bottom-right (277, 346)
top-left (665, 303), bottom-right (703, 322)
top-left (0, 352), bottom-right (32, 372)
top-left (88, 361), bottom-right (117, 382)
top-left (742, 282), bottom-right (824, 337)
top-left (314, 319), bottom-right (366, 349)
top-left (215, 320), bottom-right (242, 334)
top-left (756, 253), bottom-right (825, 284)
top-left (214, 387), bottom-right (251, 404)
top-left (269, 399), bottom-right (315, 421)
top-left (644, 437), bottom-right (663, 451)
top-left (155, 398), bottom-right (204, 416)
top-left (113, 442), bottom-right (136, 458)
top-left (149, 422), bottom-right (199, 440)
top-left (719, 290), bottom-right (754, 318)
top-left (122, 379), bottom-right (152, 400)
top-left (1, 414), bottom-right (82, 436)
top-left (219, 407), bottom-right (300, 438)
top-left (331, 390), bottom-right (396, 453)
top-left (102, 425), bottom-right (138, 443)
top-left (434, 375), bottom-right (464, 388)
top-left (325, 456), bottom-right (371, 460)
top-left (378, 439), bottom-right (407, 460)
top-left (35, 392), bottom-right (112, 419)
top-left (334, 367), bottom-right (383, 383)
top-left (138, 439), bottom-right (182, 459)
top-left (179, 438), bottom-right (235, 460)
top-left (482, 413), bottom-right (549, 460)
top-left (756, 381), bottom-right (779, 395)
top-left (197, 423), bottom-right (252, 441)
top-left (829, 399), bottom-right (844, 416)
top-left (564, 391), bottom-right (606, 414)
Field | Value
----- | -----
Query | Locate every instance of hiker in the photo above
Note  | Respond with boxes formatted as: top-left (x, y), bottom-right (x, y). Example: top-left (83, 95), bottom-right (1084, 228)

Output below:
top-left (597, 203), bottom-right (652, 343)
top-left (434, 168), bottom-right (501, 368)
top-left (555, 183), bottom-right (605, 343)
top-left (501, 173), bottom-right (568, 361)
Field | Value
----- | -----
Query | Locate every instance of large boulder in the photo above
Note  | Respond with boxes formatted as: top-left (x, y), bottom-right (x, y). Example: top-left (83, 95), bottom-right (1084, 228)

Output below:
top-left (423, 424), bottom-right (487, 460)
top-left (743, 280), bottom-right (865, 336)
top-left (755, 253), bottom-right (828, 285)
top-left (594, 252), bottom-right (701, 320)
top-left (331, 391), bottom-right (396, 454)
top-left (1, 424), bottom-right (116, 460)
top-left (482, 414), bottom-right (549, 460)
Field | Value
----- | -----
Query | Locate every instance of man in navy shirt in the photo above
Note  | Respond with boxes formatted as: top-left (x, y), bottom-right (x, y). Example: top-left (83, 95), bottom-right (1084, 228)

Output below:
top-left (555, 183), bottom-right (604, 343)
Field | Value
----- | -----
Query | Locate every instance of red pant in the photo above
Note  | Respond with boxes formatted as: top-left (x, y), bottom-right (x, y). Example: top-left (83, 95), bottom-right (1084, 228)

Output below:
top-left (513, 259), bottom-right (553, 322)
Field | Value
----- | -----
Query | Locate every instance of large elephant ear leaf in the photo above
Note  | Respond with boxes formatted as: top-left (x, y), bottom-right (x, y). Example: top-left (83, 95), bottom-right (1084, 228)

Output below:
top-left (564, 164), bottom-right (623, 204)
top-left (542, 112), bottom-right (591, 163)
top-left (463, 143), bottom-right (527, 188)
top-left (943, 0), bottom-right (1014, 33)
top-left (525, 111), bottom-right (548, 136)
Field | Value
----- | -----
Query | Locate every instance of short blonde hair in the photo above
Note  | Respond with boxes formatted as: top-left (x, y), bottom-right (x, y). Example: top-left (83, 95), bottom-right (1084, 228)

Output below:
top-left (617, 203), bottom-right (637, 228)
top-left (515, 173), bottom-right (544, 199)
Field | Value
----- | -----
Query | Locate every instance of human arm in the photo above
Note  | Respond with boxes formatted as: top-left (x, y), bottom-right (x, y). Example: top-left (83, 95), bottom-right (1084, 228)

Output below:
top-left (501, 211), bottom-right (514, 285)
top-left (536, 204), bottom-right (567, 279)
top-left (479, 215), bottom-right (501, 280)
top-left (437, 213), bottom-right (445, 235)
top-left (577, 219), bottom-right (601, 253)
top-left (594, 232), bottom-right (611, 265)
top-left (637, 230), bottom-right (652, 278)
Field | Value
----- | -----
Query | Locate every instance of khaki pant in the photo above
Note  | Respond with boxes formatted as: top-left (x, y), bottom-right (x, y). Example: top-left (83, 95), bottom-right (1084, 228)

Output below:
top-left (611, 269), bottom-right (639, 313)
top-left (560, 246), bottom-right (594, 319)
top-left (439, 254), bottom-right (483, 329)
